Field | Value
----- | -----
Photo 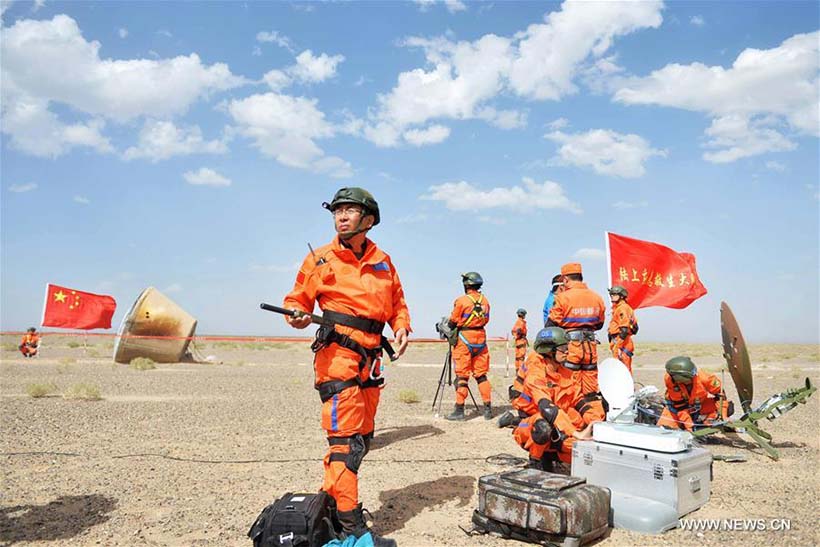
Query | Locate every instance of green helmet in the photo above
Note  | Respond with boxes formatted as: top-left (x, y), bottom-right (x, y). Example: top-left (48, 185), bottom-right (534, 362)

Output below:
top-left (533, 327), bottom-right (568, 355)
top-left (461, 271), bottom-right (483, 288)
top-left (608, 285), bottom-right (628, 299)
top-left (516, 308), bottom-right (527, 316)
top-left (322, 187), bottom-right (380, 226)
top-left (665, 356), bottom-right (697, 383)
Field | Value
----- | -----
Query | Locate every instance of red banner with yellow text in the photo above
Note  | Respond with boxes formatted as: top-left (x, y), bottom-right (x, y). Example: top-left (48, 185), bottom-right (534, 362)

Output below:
top-left (606, 232), bottom-right (707, 310)
top-left (41, 284), bottom-right (117, 329)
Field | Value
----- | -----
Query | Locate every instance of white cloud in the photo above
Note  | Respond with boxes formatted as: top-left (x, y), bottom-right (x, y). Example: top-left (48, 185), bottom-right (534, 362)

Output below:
top-left (414, 0), bottom-right (467, 13)
top-left (690, 15), bottom-right (705, 27)
top-left (573, 248), bottom-right (605, 260)
top-left (1, 97), bottom-right (113, 157)
top-left (614, 31), bottom-right (819, 161)
top-left (765, 160), bottom-right (786, 172)
top-left (183, 167), bottom-right (232, 187)
top-left (547, 117), bottom-right (569, 130)
top-left (702, 115), bottom-right (795, 163)
top-left (118, 27), bottom-right (128, 38)
top-left (256, 30), bottom-right (294, 52)
top-left (124, 120), bottom-right (229, 162)
top-left (403, 124), bottom-right (451, 146)
top-left (156, 29), bottom-right (172, 38)
top-left (365, 1), bottom-right (663, 147)
top-left (32, 0), bottom-right (45, 13)
top-left (9, 182), bottom-right (37, 193)
top-left (1, 15), bottom-right (246, 132)
top-left (73, 195), bottom-right (90, 204)
top-left (227, 92), bottom-right (352, 178)
top-left (612, 200), bottom-right (649, 209)
top-left (421, 177), bottom-right (581, 213)
top-left (546, 128), bottom-right (667, 178)
top-left (290, 50), bottom-right (345, 83)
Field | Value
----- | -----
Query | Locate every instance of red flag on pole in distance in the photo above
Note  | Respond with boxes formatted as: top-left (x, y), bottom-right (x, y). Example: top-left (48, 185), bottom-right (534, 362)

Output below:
top-left (41, 284), bottom-right (117, 329)
top-left (605, 232), bottom-right (707, 310)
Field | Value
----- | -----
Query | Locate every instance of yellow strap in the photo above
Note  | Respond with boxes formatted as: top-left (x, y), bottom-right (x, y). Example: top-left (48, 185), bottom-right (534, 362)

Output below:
top-left (462, 293), bottom-right (485, 327)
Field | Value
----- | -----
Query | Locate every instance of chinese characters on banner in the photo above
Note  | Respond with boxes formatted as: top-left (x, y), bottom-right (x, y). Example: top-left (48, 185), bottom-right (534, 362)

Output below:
top-left (41, 284), bottom-right (117, 329)
top-left (606, 232), bottom-right (707, 310)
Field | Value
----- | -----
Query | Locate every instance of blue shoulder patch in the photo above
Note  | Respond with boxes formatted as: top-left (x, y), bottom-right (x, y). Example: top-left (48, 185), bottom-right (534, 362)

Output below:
top-left (372, 262), bottom-right (389, 272)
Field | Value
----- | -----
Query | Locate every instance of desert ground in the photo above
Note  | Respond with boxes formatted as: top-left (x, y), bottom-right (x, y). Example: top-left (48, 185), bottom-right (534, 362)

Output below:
top-left (1, 335), bottom-right (818, 547)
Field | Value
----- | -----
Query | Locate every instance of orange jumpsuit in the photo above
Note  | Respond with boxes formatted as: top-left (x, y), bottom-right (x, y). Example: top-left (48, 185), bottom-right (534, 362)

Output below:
top-left (608, 300), bottom-right (638, 372)
top-left (547, 280), bottom-right (605, 395)
top-left (511, 317), bottom-right (528, 374)
top-left (19, 333), bottom-right (40, 357)
top-left (512, 352), bottom-right (605, 464)
top-left (284, 236), bottom-right (411, 512)
top-left (449, 289), bottom-right (491, 405)
top-left (657, 371), bottom-right (731, 431)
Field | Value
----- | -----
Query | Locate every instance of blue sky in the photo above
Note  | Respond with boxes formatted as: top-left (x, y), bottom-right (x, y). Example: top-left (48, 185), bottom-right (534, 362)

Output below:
top-left (2, 0), bottom-right (818, 343)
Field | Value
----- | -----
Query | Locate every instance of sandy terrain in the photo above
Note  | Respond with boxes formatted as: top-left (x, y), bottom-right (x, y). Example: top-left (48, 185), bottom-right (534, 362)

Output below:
top-left (1, 336), bottom-right (818, 547)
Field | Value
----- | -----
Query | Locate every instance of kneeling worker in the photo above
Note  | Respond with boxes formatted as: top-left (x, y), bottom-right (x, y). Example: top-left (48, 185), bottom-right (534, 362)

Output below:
top-left (19, 327), bottom-right (40, 358)
top-left (446, 271), bottom-right (493, 421)
top-left (657, 356), bottom-right (733, 431)
top-left (283, 187), bottom-right (410, 547)
top-left (512, 327), bottom-right (598, 470)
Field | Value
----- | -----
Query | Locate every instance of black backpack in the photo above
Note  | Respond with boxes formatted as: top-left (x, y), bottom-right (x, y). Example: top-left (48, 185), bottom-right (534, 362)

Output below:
top-left (248, 492), bottom-right (338, 547)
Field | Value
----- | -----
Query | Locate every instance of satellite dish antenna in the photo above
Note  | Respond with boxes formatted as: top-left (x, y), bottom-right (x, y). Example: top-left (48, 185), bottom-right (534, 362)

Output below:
top-left (720, 301), bottom-right (754, 412)
top-left (598, 357), bottom-right (634, 420)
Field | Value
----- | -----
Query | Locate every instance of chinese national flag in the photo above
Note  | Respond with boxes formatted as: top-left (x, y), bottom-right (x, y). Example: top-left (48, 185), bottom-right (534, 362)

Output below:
top-left (41, 284), bottom-right (117, 329)
top-left (606, 232), bottom-right (707, 310)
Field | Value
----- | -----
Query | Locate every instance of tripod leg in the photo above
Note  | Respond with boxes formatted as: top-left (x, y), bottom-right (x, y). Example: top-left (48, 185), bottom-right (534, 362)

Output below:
top-left (432, 351), bottom-right (449, 410)
top-left (468, 384), bottom-right (480, 411)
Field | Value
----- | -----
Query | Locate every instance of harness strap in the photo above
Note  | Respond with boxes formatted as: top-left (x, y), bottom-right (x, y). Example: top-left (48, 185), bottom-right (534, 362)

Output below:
top-left (321, 310), bottom-right (385, 335)
top-left (317, 378), bottom-right (361, 403)
top-left (457, 332), bottom-right (487, 357)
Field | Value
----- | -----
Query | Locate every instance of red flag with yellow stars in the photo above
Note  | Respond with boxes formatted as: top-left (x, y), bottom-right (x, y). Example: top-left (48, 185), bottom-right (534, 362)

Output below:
top-left (41, 284), bottom-right (117, 329)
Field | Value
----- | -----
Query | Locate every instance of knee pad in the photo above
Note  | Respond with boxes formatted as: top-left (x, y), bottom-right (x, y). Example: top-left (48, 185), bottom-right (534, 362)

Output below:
top-left (508, 385), bottom-right (521, 401)
top-left (475, 374), bottom-right (488, 384)
top-left (538, 399), bottom-right (559, 424)
top-left (456, 376), bottom-right (469, 390)
top-left (531, 419), bottom-right (552, 445)
top-left (345, 434), bottom-right (366, 474)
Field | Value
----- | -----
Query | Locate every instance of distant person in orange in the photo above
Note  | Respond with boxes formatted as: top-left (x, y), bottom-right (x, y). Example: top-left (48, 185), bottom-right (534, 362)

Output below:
top-left (607, 285), bottom-right (638, 373)
top-left (511, 308), bottom-right (528, 374)
top-left (445, 271), bottom-right (493, 421)
top-left (283, 187), bottom-right (410, 547)
top-left (547, 262), bottom-right (605, 396)
top-left (511, 327), bottom-right (596, 470)
top-left (19, 327), bottom-right (40, 358)
top-left (657, 356), bottom-right (733, 431)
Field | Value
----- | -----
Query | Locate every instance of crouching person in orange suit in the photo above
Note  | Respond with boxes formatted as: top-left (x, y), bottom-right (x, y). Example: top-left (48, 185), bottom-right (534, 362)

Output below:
top-left (284, 187), bottom-right (410, 547)
top-left (657, 356), bottom-right (734, 431)
top-left (19, 327), bottom-right (40, 358)
top-left (511, 327), bottom-right (601, 470)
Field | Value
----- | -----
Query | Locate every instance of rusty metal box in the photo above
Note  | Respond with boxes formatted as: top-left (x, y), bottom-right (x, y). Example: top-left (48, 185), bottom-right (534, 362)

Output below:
top-left (475, 468), bottom-right (610, 547)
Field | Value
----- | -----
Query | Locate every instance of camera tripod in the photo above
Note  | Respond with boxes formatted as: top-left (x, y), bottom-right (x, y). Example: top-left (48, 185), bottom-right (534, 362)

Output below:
top-left (432, 347), bottom-right (479, 416)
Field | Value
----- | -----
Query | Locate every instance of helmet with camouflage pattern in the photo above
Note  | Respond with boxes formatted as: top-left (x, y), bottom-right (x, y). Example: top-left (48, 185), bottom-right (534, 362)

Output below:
top-left (461, 271), bottom-right (483, 289)
top-left (322, 187), bottom-right (380, 226)
top-left (533, 327), bottom-right (569, 355)
top-left (665, 356), bottom-right (697, 383)
top-left (608, 285), bottom-right (628, 299)
top-left (516, 308), bottom-right (527, 316)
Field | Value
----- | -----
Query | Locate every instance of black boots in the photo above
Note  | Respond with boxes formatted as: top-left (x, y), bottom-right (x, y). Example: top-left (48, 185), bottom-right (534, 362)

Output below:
top-left (445, 403), bottom-right (466, 421)
top-left (483, 402), bottom-right (493, 420)
top-left (336, 504), bottom-right (397, 547)
top-left (496, 410), bottom-right (518, 428)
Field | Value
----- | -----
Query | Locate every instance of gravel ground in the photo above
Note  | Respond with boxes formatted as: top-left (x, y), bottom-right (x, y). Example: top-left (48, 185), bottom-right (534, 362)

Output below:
top-left (1, 338), bottom-right (818, 546)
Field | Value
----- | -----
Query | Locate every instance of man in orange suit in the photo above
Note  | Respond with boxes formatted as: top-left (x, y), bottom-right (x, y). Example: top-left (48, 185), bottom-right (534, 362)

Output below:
top-left (547, 262), bottom-right (606, 396)
top-left (607, 285), bottom-right (638, 372)
top-left (511, 308), bottom-right (528, 374)
top-left (284, 187), bottom-right (410, 547)
top-left (445, 271), bottom-right (493, 421)
top-left (19, 327), bottom-right (40, 358)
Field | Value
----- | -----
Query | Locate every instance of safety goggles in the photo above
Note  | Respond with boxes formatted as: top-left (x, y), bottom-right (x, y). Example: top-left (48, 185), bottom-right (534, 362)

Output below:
top-left (332, 206), bottom-right (364, 217)
top-left (671, 374), bottom-right (693, 384)
top-left (555, 345), bottom-right (569, 354)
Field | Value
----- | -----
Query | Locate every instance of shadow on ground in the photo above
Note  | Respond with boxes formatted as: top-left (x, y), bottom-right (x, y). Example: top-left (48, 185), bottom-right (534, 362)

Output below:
top-left (371, 425), bottom-right (444, 450)
top-left (370, 475), bottom-right (474, 535)
top-left (0, 494), bottom-right (116, 545)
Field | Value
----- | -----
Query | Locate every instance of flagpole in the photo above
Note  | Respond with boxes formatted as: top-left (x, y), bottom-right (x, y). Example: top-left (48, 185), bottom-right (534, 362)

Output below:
top-left (40, 284), bottom-right (50, 327)
top-left (604, 231), bottom-right (612, 289)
